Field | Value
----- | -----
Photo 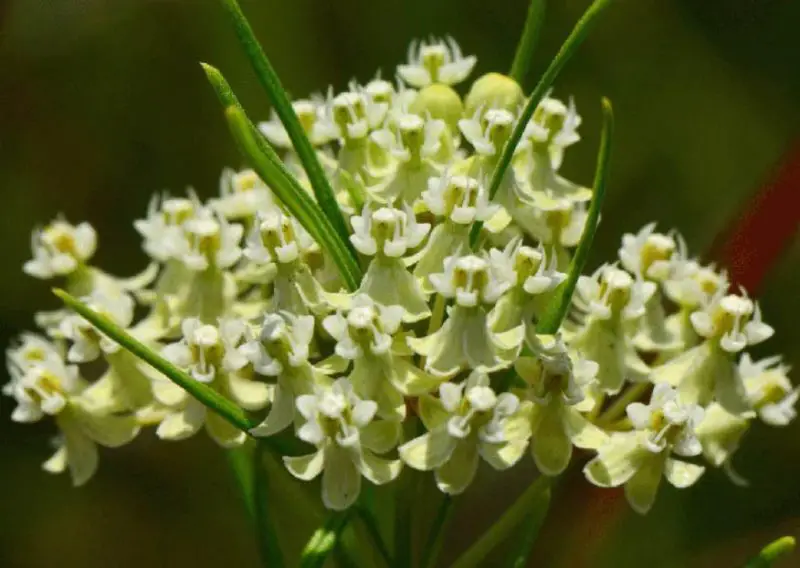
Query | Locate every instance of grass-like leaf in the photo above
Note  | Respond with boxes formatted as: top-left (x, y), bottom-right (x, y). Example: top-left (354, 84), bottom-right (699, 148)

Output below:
top-left (217, 0), bottom-right (352, 250)
top-left (300, 511), bottom-right (353, 568)
top-left (202, 63), bottom-right (362, 291)
top-left (509, 0), bottom-right (547, 85)
top-left (536, 97), bottom-right (613, 334)
top-left (53, 288), bottom-right (254, 432)
top-left (469, 0), bottom-right (615, 247)
top-left (506, 484), bottom-right (552, 567)
top-left (450, 476), bottom-right (552, 568)
top-left (744, 536), bottom-right (796, 568)
top-left (252, 441), bottom-right (286, 567)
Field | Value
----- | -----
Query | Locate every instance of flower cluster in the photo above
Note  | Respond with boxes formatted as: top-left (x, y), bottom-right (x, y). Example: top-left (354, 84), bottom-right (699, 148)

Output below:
top-left (7, 36), bottom-right (795, 515)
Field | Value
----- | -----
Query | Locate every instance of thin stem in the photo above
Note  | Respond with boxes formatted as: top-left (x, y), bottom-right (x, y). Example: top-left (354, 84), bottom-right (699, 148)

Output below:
top-left (596, 381), bottom-right (650, 428)
top-left (253, 442), bottom-right (285, 567)
top-left (54, 289), bottom-right (254, 432)
top-left (354, 506), bottom-right (395, 567)
top-left (509, 0), bottom-right (547, 85)
top-left (421, 496), bottom-right (453, 568)
top-left (536, 98), bottom-right (614, 333)
top-left (506, 483), bottom-right (552, 567)
top-left (226, 444), bottom-right (256, 517)
top-left (217, 0), bottom-right (352, 250)
top-left (450, 476), bottom-right (553, 568)
top-left (469, 0), bottom-right (616, 247)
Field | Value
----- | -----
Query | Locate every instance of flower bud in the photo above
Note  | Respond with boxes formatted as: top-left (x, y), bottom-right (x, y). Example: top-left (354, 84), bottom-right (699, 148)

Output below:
top-left (464, 72), bottom-right (524, 116)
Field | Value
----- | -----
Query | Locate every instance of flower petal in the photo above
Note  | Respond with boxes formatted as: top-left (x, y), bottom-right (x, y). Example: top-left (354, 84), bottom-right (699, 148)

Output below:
top-left (435, 440), bottom-right (479, 495)
top-left (624, 453), bottom-right (666, 515)
top-left (358, 450), bottom-right (402, 485)
top-left (663, 458), bottom-right (705, 489)
top-left (399, 428), bottom-right (456, 471)
top-left (284, 450), bottom-right (325, 481)
top-left (322, 446), bottom-right (362, 511)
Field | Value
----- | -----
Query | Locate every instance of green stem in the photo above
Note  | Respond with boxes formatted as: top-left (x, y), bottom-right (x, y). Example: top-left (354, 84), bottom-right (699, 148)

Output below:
top-left (226, 443), bottom-right (256, 517)
top-left (506, 484), bottom-right (552, 567)
top-left (450, 476), bottom-right (553, 568)
top-left (509, 0), bottom-right (547, 85)
top-left (253, 442), bottom-right (285, 567)
top-left (536, 98), bottom-right (614, 333)
top-left (53, 289), bottom-right (254, 432)
top-left (469, 0), bottom-right (616, 247)
top-left (217, 0), bottom-right (352, 250)
top-left (421, 496), bottom-right (453, 568)
top-left (744, 536), bottom-right (796, 568)
top-left (355, 506), bottom-right (395, 567)
top-left (596, 381), bottom-right (650, 427)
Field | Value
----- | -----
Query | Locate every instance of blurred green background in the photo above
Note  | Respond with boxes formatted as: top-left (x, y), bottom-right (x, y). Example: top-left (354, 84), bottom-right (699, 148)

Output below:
top-left (1, 0), bottom-right (799, 566)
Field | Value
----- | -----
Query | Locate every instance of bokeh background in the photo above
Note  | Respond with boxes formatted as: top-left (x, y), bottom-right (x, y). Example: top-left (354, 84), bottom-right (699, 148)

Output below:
top-left (2, 0), bottom-right (799, 566)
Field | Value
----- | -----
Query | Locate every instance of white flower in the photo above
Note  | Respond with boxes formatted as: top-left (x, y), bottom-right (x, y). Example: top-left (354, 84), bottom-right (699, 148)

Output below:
top-left (7, 350), bottom-right (138, 486)
top-left (24, 219), bottom-right (97, 279)
top-left (575, 265), bottom-right (655, 321)
top-left (156, 318), bottom-right (268, 447)
top-left (689, 291), bottom-right (773, 353)
top-left (245, 208), bottom-right (314, 266)
top-left (371, 113), bottom-right (445, 164)
top-left (211, 168), bottom-right (275, 220)
top-left (429, 253), bottom-right (511, 308)
top-left (459, 108), bottom-right (516, 156)
top-left (59, 290), bottom-right (136, 363)
top-left (516, 335), bottom-right (607, 475)
top-left (524, 96), bottom-right (582, 151)
top-left (399, 372), bottom-right (530, 494)
top-left (422, 173), bottom-right (499, 226)
top-left (740, 353), bottom-right (797, 426)
top-left (134, 194), bottom-right (200, 262)
top-left (350, 204), bottom-right (430, 258)
top-left (328, 91), bottom-right (387, 142)
top-left (619, 223), bottom-right (679, 282)
top-left (259, 99), bottom-right (337, 148)
top-left (283, 378), bottom-right (401, 510)
top-left (584, 384), bottom-right (706, 514)
top-left (181, 210), bottom-right (243, 272)
top-left (398, 37), bottom-right (476, 88)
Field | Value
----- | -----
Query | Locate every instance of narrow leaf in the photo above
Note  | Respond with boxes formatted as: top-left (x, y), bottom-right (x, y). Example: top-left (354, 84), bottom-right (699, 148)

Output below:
top-left (217, 0), bottom-right (352, 249)
top-left (507, 485), bottom-right (552, 567)
top-left (744, 536), bottom-right (796, 568)
top-left (354, 506), bottom-right (395, 567)
top-left (470, 0), bottom-right (615, 246)
top-left (536, 97), bottom-right (613, 334)
top-left (450, 476), bottom-right (552, 568)
top-left (53, 289), bottom-right (253, 432)
top-left (420, 496), bottom-right (453, 568)
top-left (509, 0), bottom-right (547, 85)
top-left (253, 441), bottom-right (286, 567)
top-left (203, 63), bottom-right (361, 291)
top-left (300, 511), bottom-right (353, 568)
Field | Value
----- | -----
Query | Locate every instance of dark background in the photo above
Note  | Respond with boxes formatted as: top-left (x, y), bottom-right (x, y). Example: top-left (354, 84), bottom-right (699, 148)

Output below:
top-left (1, 0), bottom-right (799, 566)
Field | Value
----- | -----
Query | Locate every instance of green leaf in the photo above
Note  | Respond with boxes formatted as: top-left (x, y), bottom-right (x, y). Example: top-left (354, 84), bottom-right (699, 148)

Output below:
top-left (420, 496), bottom-right (453, 568)
top-left (469, 0), bottom-right (616, 247)
top-left (509, 0), bottom-right (547, 85)
top-left (354, 506), bottom-right (395, 567)
top-left (744, 536), bottom-right (796, 568)
top-left (506, 485), bottom-right (552, 568)
top-left (253, 441), bottom-right (286, 567)
top-left (536, 97), bottom-right (614, 334)
top-left (449, 476), bottom-right (552, 568)
top-left (53, 289), bottom-right (254, 432)
top-left (202, 63), bottom-right (361, 291)
top-left (300, 511), bottom-right (353, 568)
top-left (217, 0), bottom-right (352, 250)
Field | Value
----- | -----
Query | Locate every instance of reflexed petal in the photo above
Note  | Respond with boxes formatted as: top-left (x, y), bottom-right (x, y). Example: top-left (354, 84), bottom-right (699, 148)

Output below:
top-left (358, 450), bottom-right (402, 485)
top-left (322, 447), bottom-right (362, 511)
top-left (398, 361), bottom-right (445, 396)
top-left (531, 404), bottom-right (572, 476)
top-left (73, 403), bottom-right (140, 448)
top-left (664, 458), bottom-right (704, 489)
top-left (399, 428), bottom-right (457, 471)
top-left (205, 410), bottom-right (246, 448)
top-left (156, 401), bottom-right (206, 441)
top-left (583, 432), bottom-right (644, 487)
top-left (284, 450), bottom-right (325, 481)
top-left (361, 420), bottom-right (401, 454)
top-left (250, 385), bottom-right (295, 437)
top-left (59, 415), bottom-right (99, 487)
top-left (418, 394), bottom-right (450, 431)
top-left (152, 378), bottom-right (188, 407)
top-left (228, 375), bottom-right (270, 411)
top-left (435, 440), bottom-right (479, 495)
top-left (42, 444), bottom-right (68, 474)
top-left (624, 453), bottom-right (666, 515)
top-left (480, 439), bottom-right (527, 471)
top-left (565, 408), bottom-right (609, 450)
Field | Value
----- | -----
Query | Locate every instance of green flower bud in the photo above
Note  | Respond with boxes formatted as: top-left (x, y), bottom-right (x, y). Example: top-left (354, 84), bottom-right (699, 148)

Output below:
top-left (410, 84), bottom-right (464, 131)
top-left (464, 72), bottom-right (524, 116)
